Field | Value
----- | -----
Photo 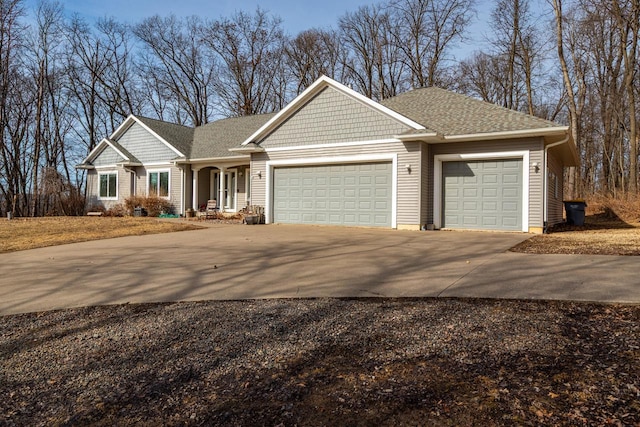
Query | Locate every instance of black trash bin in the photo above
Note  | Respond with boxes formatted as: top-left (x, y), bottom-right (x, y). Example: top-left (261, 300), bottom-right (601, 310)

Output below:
top-left (564, 200), bottom-right (586, 226)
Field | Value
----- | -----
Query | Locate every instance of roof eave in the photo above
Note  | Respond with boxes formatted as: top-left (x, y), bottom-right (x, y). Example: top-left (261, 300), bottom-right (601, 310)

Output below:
top-left (228, 146), bottom-right (266, 154)
top-left (395, 132), bottom-right (441, 142)
top-left (441, 126), bottom-right (569, 143)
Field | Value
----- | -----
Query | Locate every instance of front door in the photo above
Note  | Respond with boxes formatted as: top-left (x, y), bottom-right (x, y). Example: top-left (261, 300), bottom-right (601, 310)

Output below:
top-left (224, 171), bottom-right (236, 211)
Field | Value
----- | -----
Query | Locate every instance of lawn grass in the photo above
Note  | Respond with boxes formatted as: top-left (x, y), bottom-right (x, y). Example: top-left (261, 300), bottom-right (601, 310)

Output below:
top-left (0, 216), bottom-right (202, 253)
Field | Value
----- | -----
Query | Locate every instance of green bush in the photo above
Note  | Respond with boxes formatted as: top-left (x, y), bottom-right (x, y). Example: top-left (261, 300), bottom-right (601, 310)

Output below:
top-left (124, 195), bottom-right (173, 217)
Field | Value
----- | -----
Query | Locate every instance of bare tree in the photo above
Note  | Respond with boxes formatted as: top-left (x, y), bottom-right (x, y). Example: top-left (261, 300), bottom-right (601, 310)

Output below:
top-left (339, 4), bottom-right (404, 100)
top-left (389, 0), bottom-right (474, 89)
top-left (134, 15), bottom-right (215, 125)
top-left (550, 0), bottom-right (587, 196)
top-left (609, 0), bottom-right (639, 193)
top-left (203, 8), bottom-right (286, 116)
top-left (285, 28), bottom-right (348, 95)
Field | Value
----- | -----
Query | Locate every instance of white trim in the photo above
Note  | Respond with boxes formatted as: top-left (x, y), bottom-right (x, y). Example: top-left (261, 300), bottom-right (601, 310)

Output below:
top-left (241, 75), bottom-right (424, 146)
top-left (245, 168), bottom-right (251, 206)
top-left (188, 155), bottom-right (250, 163)
top-left (433, 151), bottom-right (530, 232)
top-left (140, 161), bottom-right (173, 167)
top-left (83, 138), bottom-right (128, 165)
top-left (146, 168), bottom-right (171, 199)
top-left (441, 127), bottom-right (569, 143)
top-left (265, 153), bottom-right (398, 228)
top-left (264, 138), bottom-right (402, 153)
top-left (97, 170), bottom-right (119, 201)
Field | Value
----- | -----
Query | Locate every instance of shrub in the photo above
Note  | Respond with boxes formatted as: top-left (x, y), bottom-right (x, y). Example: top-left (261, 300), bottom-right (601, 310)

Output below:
top-left (124, 195), bottom-right (173, 217)
top-left (105, 203), bottom-right (127, 217)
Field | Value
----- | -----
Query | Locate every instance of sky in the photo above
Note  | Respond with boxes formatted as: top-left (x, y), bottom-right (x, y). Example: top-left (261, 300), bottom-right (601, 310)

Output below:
top-left (20, 0), bottom-right (535, 61)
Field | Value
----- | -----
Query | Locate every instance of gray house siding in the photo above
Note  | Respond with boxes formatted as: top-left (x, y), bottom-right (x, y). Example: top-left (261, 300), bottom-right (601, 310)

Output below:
top-left (116, 122), bottom-right (179, 163)
top-left (92, 146), bottom-right (123, 166)
top-left (86, 167), bottom-right (131, 211)
top-left (420, 143), bottom-right (431, 226)
top-left (429, 137), bottom-right (544, 230)
top-left (258, 86), bottom-right (412, 148)
top-left (547, 150), bottom-right (564, 227)
top-left (251, 141), bottom-right (422, 228)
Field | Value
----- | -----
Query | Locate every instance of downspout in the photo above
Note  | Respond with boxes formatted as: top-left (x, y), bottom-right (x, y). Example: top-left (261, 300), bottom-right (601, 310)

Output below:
top-left (543, 133), bottom-right (571, 233)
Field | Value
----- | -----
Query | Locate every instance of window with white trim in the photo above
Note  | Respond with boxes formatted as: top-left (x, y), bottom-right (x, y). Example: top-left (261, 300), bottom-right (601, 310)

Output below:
top-left (98, 172), bottom-right (118, 199)
top-left (148, 170), bottom-right (170, 198)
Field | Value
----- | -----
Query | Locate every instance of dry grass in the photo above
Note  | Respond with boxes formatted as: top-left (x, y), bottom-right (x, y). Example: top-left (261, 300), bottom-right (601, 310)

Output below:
top-left (512, 216), bottom-right (640, 255)
top-left (512, 193), bottom-right (640, 256)
top-left (0, 216), bottom-right (202, 253)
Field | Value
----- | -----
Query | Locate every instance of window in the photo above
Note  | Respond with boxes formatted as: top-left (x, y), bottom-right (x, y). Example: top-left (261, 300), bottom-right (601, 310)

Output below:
top-left (148, 170), bottom-right (169, 197)
top-left (99, 172), bottom-right (117, 199)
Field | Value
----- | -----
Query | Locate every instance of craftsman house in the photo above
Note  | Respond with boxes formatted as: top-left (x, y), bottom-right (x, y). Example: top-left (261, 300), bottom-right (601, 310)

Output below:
top-left (78, 76), bottom-right (578, 233)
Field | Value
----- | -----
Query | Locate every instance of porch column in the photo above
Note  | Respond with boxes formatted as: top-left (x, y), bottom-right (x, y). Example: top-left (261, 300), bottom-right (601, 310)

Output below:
top-left (192, 166), bottom-right (201, 211)
top-left (218, 166), bottom-right (226, 212)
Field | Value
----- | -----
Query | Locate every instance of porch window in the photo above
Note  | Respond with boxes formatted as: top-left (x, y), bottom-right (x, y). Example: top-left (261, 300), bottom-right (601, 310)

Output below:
top-left (99, 172), bottom-right (117, 199)
top-left (149, 170), bottom-right (169, 197)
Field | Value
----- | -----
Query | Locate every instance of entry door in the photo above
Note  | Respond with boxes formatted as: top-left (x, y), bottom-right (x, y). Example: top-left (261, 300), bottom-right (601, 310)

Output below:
top-left (224, 171), bottom-right (236, 211)
top-left (212, 171), bottom-right (237, 211)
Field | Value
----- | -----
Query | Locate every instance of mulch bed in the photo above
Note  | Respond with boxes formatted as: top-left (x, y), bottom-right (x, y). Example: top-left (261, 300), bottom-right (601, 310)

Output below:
top-left (1, 298), bottom-right (639, 426)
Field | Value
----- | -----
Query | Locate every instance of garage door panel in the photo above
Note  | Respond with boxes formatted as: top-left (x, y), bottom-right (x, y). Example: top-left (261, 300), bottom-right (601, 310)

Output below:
top-left (443, 159), bottom-right (522, 231)
top-left (274, 162), bottom-right (392, 227)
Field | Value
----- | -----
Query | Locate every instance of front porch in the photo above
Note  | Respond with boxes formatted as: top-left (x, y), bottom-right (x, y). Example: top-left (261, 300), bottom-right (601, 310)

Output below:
top-left (191, 163), bottom-right (251, 214)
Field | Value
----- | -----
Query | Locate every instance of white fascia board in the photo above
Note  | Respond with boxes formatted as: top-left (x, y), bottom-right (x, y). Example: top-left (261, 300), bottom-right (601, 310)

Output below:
top-left (241, 75), bottom-right (425, 146)
top-left (228, 146), bottom-right (265, 153)
top-left (84, 138), bottom-right (128, 164)
top-left (110, 115), bottom-right (185, 158)
top-left (395, 132), bottom-right (441, 142)
top-left (264, 138), bottom-right (402, 153)
top-left (442, 126), bottom-right (569, 143)
top-left (188, 155), bottom-right (250, 163)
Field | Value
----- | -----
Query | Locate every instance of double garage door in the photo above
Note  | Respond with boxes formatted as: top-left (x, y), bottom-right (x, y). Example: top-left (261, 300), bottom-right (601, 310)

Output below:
top-left (443, 159), bottom-right (523, 231)
top-left (273, 162), bottom-right (392, 227)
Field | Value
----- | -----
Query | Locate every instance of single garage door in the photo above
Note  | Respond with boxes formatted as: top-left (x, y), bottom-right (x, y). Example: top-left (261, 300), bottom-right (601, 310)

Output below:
top-left (443, 159), bottom-right (522, 231)
top-left (273, 162), bottom-right (392, 227)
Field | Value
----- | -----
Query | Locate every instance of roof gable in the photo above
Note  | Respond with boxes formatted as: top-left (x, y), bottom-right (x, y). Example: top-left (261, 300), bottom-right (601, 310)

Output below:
top-left (242, 75), bottom-right (425, 147)
top-left (110, 115), bottom-right (192, 158)
top-left (81, 138), bottom-right (141, 167)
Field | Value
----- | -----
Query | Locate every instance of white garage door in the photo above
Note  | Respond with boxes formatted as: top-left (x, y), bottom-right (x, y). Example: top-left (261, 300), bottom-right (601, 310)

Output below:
top-left (273, 162), bottom-right (392, 227)
top-left (443, 159), bottom-right (523, 231)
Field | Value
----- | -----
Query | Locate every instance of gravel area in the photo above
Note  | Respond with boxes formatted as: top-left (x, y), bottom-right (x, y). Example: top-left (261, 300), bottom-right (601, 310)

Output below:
top-left (1, 298), bottom-right (639, 426)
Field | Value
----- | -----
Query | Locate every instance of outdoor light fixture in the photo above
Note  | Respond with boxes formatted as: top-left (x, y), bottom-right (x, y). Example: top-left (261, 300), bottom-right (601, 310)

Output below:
top-left (405, 164), bottom-right (412, 173)
top-left (257, 170), bottom-right (262, 178)
top-left (532, 162), bottom-right (540, 172)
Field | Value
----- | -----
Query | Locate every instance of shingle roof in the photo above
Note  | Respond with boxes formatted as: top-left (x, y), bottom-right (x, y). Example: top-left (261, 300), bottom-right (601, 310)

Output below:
top-left (191, 114), bottom-right (276, 159)
top-left (380, 87), bottom-right (561, 137)
top-left (137, 116), bottom-right (195, 157)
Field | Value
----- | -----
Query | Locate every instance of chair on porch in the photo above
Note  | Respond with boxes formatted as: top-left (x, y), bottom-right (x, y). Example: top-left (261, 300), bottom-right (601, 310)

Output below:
top-left (204, 199), bottom-right (218, 219)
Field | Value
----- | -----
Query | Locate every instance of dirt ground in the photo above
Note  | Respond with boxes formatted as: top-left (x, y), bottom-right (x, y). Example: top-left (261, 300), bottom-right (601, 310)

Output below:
top-left (1, 299), bottom-right (638, 426)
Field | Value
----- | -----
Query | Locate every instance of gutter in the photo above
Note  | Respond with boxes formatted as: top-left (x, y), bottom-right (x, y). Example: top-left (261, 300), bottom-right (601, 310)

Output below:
top-left (543, 133), bottom-right (571, 233)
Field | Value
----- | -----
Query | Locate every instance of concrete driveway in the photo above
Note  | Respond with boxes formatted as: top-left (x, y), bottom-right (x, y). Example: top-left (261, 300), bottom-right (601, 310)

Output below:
top-left (1, 224), bottom-right (639, 315)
